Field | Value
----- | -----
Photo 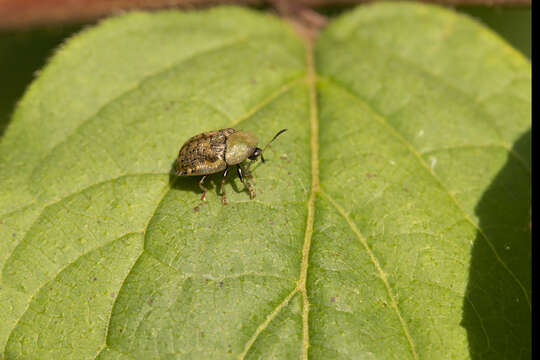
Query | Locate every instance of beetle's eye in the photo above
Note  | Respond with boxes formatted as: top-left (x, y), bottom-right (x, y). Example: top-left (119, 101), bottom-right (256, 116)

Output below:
top-left (249, 148), bottom-right (261, 160)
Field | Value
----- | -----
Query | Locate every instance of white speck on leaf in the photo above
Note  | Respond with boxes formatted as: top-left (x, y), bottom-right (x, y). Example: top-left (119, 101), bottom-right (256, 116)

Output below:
top-left (429, 156), bottom-right (437, 169)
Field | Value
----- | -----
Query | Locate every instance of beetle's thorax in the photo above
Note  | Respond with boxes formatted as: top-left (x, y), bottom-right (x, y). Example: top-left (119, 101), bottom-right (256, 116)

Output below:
top-left (225, 131), bottom-right (258, 165)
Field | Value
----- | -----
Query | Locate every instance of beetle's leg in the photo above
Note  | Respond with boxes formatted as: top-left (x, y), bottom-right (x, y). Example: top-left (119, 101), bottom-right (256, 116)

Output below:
top-left (199, 175), bottom-right (209, 201)
top-left (237, 164), bottom-right (255, 199)
top-left (221, 166), bottom-right (229, 205)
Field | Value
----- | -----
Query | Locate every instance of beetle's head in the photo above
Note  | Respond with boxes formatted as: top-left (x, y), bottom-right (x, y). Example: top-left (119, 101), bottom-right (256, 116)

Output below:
top-left (246, 129), bottom-right (287, 172)
top-left (249, 147), bottom-right (264, 162)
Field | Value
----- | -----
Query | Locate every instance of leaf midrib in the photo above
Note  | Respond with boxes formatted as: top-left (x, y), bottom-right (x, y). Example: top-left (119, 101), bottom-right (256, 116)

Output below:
top-left (238, 37), bottom-right (422, 360)
top-left (299, 40), bottom-right (319, 360)
top-left (236, 38), bottom-right (320, 360)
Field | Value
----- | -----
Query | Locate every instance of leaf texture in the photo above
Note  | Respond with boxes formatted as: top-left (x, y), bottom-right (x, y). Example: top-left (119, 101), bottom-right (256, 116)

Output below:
top-left (0, 3), bottom-right (530, 359)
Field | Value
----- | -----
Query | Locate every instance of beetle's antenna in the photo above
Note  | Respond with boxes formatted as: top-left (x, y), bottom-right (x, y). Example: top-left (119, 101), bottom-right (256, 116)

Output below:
top-left (261, 128), bottom-right (288, 162)
top-left (246, 129), bottom-right (287, 172)
top-left (263, 129), bottom-right (288, 152)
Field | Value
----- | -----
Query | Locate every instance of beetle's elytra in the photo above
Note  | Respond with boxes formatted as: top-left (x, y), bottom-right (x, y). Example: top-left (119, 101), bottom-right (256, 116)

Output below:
top-left (175, 128), bottom-right (287, 205)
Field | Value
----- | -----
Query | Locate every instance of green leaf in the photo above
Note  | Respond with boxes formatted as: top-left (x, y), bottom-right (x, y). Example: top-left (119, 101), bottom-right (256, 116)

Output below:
top-left (0, 3), bottom-right (530, 359)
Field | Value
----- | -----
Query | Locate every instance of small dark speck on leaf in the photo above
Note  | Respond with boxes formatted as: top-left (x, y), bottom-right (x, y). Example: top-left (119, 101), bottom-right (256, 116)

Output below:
top-left (93, 277), bottom-right (97, 281)
top-left (288, 171), bottom-right (292, 175)
top-left (200, 331), bottom-right (205, 338)
top-left (269, 220), bottom-right (274, 225)
top-left (331, 297), bottom-right (336, 303)
top-left (12, 233), bottom-right (16, 238)
top-left (366, 173), bottom-right (376, 178)
top-left (148, 299), bottom-right (153, 305)
top-left (219, 281), bottom-right (224, 288)
top-left (193, 206), bottom-right (199, 213)
top-left (88, 296), bottom-right (92, 300)
top-left (402, 187), bottom-right (409, 192)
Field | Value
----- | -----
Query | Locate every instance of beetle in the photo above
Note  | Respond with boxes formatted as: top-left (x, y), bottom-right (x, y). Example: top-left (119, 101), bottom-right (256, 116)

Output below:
top-left (175, 128), bottom-right (287, 205)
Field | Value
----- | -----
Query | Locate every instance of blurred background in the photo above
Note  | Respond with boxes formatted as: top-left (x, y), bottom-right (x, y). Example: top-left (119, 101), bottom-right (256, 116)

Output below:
top-left (0, 0), bottom-right (531, 137)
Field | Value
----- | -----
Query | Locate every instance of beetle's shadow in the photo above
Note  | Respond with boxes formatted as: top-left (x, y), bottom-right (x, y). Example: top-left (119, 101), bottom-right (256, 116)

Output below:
top-left (168, 159), bottom-right (253, 198)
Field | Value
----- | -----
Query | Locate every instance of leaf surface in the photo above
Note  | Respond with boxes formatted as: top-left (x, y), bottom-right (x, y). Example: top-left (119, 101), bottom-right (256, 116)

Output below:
top-left (0, 3), bottom-right (530, 359)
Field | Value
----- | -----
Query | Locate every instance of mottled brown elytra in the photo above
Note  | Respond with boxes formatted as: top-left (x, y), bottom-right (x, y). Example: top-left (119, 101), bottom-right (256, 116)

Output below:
top-left (175, 128), bottom-right (287, 205)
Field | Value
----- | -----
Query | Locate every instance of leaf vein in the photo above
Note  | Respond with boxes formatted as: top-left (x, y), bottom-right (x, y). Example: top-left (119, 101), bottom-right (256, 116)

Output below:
top-left (320, 77), bottom-right (531, 310)
top-left (230, 77), bottom-right (304, 127)
top-left (102, 179), bottom-right (171, 348)
top-left (98, 73), bottom-right (312, 356)
top-left (238, 289), bottom-right (298, 359)
top-left (326, 33), bottom-right (529, 169)
top-left (320, 190), bottom-right (418, 360)
top-left (2, 232), bottom-right (143, 358)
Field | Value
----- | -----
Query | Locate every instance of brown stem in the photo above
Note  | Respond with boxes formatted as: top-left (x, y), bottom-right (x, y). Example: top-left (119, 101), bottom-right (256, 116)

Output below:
top-left (0, 0), bottom-right (531, 29)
